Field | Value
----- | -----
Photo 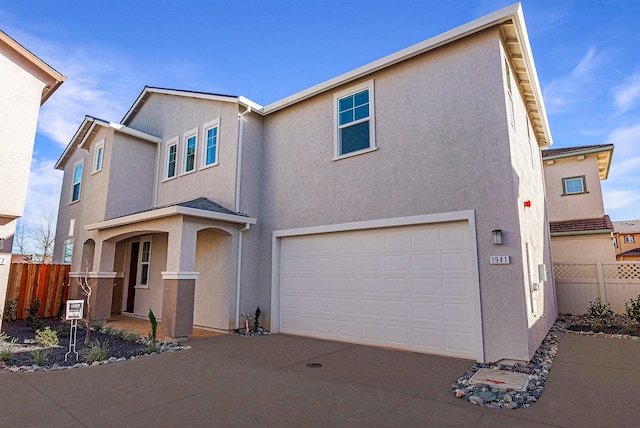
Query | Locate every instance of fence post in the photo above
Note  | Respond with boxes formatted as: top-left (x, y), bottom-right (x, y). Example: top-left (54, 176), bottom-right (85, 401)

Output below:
top-left (596, 260), bottom-right (607, 303)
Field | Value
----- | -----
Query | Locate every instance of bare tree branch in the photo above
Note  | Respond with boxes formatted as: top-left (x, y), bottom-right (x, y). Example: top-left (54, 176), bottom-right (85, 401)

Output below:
top-left (29, 208), bottom-right (56, 263)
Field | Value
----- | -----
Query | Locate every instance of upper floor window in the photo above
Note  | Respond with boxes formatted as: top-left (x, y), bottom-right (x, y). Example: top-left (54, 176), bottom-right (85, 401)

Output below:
top-left (71, 160), bottom-right (83, 202)
top-left (613, 238), bottom-right (618, 249)
top-left (183, 129), bottom-right (198, 174)
top-left (624, 235), bottom-right (635, 244)
top-left (562, 176), bottom-right (587, 195)
top-left (165, 139), bottom-right (178, 180)
top-left (93, 139), bottom-right (104, 173)
top-left (334, 80), bottom-right (376, 159)
top-left (202, 118), bottom-right (220, 168)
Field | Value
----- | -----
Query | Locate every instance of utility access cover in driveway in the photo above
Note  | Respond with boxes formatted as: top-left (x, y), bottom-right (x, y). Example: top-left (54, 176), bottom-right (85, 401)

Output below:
top-left (469, 368), bottom-right (529, 391)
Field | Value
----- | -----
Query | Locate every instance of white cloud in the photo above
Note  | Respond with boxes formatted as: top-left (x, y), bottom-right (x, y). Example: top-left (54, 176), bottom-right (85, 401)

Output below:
top-left (543, 48), bottom-right (606, 113)
top-left (605, 123), bottom-right (640, 159)
top-left (613, 72), bottom-right (640, 114)
top-left (21, 158), bottom-right (63, 226)
top-left (603, 189), bottom-right (640, 210)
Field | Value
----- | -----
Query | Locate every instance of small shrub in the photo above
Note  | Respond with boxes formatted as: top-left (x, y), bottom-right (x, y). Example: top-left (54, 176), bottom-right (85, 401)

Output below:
top-left (148, 309), bottom-right (157, 342)
top-left (102, 326), bottom-right (112, 335)
top-left (55, 323), bottom-right (71, 338)
top-left (619, 325), bottom-right (637, 335)
top-left (625, 295), bottom-right (640, 323)
top-left (0, 332), bottom-right (17, 362)
top-left (26, 298), bottom-right (46, 332)
top-left (80, 339), bottom-right (110, 363)
top-left (145, 339), bottom-right (159, 354)
top-left (125, 331), bottom-right (139, 343)
top-left (90, 320), bottom-right (105, 331)
top-left (114, 329), bottom-right (125, 340)
top-left (2, 298), bottom-right (18, 322)
top-left (254, 306), bottom-right (261, 331)
top-left (588, 298), bottom-right (613, 321)
top-left (30, 349), bottom-right (49, 366)
top-left (36, 326), bottom-right (59, 347)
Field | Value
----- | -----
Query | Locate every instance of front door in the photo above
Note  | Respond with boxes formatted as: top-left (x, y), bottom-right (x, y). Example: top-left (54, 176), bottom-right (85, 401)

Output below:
top-left (126, 242), bottom-right (139, 313)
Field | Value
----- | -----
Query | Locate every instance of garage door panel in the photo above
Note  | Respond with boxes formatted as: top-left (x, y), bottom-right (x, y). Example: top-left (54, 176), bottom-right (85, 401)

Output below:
top-left (279, 221), bottom-right (477, 359)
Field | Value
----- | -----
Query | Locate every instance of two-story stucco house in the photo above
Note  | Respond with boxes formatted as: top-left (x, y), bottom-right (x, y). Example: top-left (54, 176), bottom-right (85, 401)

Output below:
top-left (542, 144), bottom-right (616, 263)
top-left (0, 30), bottom-right (65, 329)
top-left (53, 4), bottom-right (556, 363)
top-left (613, 220), bottom-right (640, 261)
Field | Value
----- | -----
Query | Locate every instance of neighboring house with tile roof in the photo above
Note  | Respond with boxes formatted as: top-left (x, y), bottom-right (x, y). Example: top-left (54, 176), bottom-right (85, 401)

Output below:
top-left (613, 220), bottom-right (640, 261)
top-left (52, 4), bottom-right (557, 364)
top-left (542, 144), bottom-right (616, 263)
top-left (0, 29), bottom-right (65, 330)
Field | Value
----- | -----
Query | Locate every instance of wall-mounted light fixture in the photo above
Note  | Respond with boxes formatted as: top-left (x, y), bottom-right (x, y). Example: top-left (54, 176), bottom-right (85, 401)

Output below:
top-left (492, 229), bottom-right (503, 245)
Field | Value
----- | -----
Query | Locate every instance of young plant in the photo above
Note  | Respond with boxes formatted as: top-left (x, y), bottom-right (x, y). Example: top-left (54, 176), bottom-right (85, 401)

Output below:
top-left (114, 329), bottom-right (125, 340)
top-left (2, 298), bottom-right (18, 322)
top-left (36, 326), bottom-right (59, 347)
top-left (587, 298), bottom-right (613, 331)
top-left (0, 332), bottom-right (17, 362)
top-left (125, 331), bottom-right (139, 343)
top-left (253, 306), bottom-right (261, 332)
top-left (80, 339), bottom-right (110, 363)
top-left (26, 298), bottom-right (45, 332)
top-left (625, 295), bottom-right (640, 323)
top-left (145, 339), bottom-right (159, 354)
top-left (145, 308), bottom-right (159, 354)
top-left (30, 349), bottom-right (49, 366)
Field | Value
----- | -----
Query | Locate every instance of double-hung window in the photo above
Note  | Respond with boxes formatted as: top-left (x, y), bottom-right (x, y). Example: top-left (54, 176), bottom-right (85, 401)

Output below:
top-left (165, 138), bottom-right (178, 180)
top-left (138, 237), bottom-right (151, 287)
top-left (202, 118), bottom-right (220, 168)
top-left (183, 129), bottom-right (198, 174)
top-left (625, 235), bottom-right (635, 244)
top-left (334, 80), bottom-right (376, 159)
top-left (93, 139), bottom-right (104, 173)
top-left (562, 176), bottom-right (587, 195)
top-left (71, 160), bottom-right (83, 202)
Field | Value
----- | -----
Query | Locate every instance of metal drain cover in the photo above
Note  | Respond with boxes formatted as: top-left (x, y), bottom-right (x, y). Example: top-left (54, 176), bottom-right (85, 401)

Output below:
top-left (469, 368), bottom-right (529, 391)
top-left (306, 363), bottom-right (323, 368)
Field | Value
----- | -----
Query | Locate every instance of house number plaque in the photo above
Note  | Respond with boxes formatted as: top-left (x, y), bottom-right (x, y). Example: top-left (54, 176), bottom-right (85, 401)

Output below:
top-left (490, 256), bottom-right (510, 264)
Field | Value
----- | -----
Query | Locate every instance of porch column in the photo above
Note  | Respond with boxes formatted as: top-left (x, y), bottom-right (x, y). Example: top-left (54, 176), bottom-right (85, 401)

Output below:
top-left (160, 271), bottom-right (198, 341)
top-left (67, 271), bottom-right (117, 322)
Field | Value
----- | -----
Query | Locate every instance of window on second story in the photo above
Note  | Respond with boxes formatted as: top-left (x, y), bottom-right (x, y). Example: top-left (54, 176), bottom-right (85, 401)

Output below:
top-left (202, 119), bottom-right (220, 168)
top-left (624, 235), bottom-right (635, 244)
top-left (165, 139), bottom-right (178, 180)
top-left (71, 160), bottom-right (83, 202)
top-left (334, 80), bottom-right (376, 159)
top-left (562, 176), bottom-right (587, 195)
top-left (93, 140), bottom-right (104, 173)
top-left (613, 238), bottom-right (618, 249)
top-left (183, 129), bottom-right (198, 174)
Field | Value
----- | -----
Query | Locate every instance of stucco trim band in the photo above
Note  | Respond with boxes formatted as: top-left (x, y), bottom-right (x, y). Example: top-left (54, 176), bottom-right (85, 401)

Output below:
top-left (161, 271), bottom-right (199, 280)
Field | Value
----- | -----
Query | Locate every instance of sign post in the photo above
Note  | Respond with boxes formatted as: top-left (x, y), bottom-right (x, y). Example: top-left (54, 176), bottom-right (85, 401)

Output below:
top-left (65, 300), bottom-right (84, 362)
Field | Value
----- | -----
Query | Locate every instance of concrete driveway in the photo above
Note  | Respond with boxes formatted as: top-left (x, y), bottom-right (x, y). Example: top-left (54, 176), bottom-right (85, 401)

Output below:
top-left (2, 333), bottom-right (639, 427)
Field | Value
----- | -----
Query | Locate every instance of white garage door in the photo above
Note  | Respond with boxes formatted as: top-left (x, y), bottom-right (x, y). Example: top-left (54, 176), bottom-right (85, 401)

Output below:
top-left (279, 221), bottom-right (479, 359)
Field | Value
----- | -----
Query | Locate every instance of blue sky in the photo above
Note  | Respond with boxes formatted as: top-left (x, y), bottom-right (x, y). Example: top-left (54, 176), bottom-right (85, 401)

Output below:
top-left (1, 0), bottom-right (639, 237)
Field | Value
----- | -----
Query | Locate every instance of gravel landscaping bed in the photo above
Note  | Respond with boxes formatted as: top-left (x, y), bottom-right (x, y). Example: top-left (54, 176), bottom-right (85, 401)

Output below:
top-left (452, 314), bottom-right (640, 409)
top-left (1, 318), bottom-right (189, 372)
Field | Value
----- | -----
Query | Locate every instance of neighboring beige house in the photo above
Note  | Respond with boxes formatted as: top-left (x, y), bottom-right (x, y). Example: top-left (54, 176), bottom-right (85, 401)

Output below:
top-left (613, 220), bottom-right (640, 261)
top-left (542, 144), bottom-right (616, 263)
top-left (0, 29), bottom-right (64, 328)
top-left (53, 4), bottom-right (556, 363)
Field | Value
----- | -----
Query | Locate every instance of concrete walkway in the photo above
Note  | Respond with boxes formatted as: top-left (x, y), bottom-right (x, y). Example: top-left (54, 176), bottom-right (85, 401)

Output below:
top-left (2, 333), bottom-right (639, 427)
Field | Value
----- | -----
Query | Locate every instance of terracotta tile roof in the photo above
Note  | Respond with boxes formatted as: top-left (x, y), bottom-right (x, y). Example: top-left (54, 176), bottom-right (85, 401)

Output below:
top-left (542, 144), bottom-right (613, 159)
top-left (619, 248), bottom-right (640, 257)
top-left (612, 220), bottom-right (640, 234)
top-left (550, 215), bottom-right (614, 234)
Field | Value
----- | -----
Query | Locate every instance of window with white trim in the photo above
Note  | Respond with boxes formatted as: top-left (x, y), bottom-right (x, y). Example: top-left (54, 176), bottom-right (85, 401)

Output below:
top-left (165, 138), bottom-right (178, 180)
top-left (182, 129), bottom-right (198, 174)
top-left (137, 237), bottom-right (152, 287)
top-left (71, 160), bottom-right (83, 202)
top-left (202, 118), bottom-right (220, 168)
top-left (613, 238), bottom-right (618, 249)
top-left (334, 80), bottom-right (376, 159)
top-left (562, 176), bottom-right (587, 195)
top-left (93, 139), bottom-right (104, 173)
top-left (624, 235), bottom-right (635, 244)
top-left (505, 58), bottom-right (515, 130)
top-left (63, 239), bottom-right (74, 264)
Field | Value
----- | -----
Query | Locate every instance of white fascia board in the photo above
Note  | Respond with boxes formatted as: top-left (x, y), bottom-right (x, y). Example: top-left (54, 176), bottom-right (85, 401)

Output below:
top-left (85, 206), bottom-right (256, 231)
top-left (238, 96), bottom-right (265, 114)
top-left (54, 116), bottom-right (94, 170)
top-left (78, 119), bottom-right (161, 150)
top-left (263, 3), bottom-right (522, 114)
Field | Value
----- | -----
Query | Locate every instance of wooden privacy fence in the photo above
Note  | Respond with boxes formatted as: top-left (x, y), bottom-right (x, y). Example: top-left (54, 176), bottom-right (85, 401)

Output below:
top-left (4, 263), bottom-right (70, 319)
top-left (554, 261), bottom-right (640, 314)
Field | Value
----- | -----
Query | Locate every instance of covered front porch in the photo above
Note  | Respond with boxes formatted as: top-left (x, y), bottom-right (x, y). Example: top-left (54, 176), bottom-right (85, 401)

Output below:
top-left (69, 198), bottom-right (256, 342)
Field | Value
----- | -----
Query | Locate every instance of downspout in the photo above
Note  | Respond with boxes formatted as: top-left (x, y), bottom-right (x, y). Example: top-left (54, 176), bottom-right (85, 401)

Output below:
top-left (234, 104), bottom-right (252, 330)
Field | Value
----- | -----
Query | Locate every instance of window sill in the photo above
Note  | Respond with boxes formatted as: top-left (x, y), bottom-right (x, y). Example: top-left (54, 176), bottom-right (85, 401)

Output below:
top-left (68, 199), bottom-right (81, 205)
top-left (91, 169), bottom-right (102, 175)
top-left (134, 285), bottom-right (149, 290)
top-left (199, 162), bottom-right (219, 171)
top-left (161, 175), bottom-right (178, 183)
top-left (179, 169), bottom-right (197, 177)
top-left (561, 191), bottom-right (589, 196)
top-left (332, 146), bottom-right (378, 162)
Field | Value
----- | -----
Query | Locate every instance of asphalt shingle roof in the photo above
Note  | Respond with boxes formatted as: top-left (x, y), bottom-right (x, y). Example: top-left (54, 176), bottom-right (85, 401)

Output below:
top-left (550, 215), bottom-right (613, 234)
top-left (542, 144), bottom-right (613, 159)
